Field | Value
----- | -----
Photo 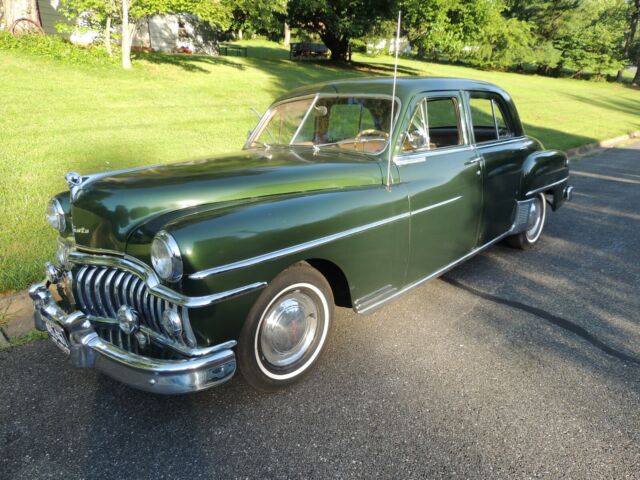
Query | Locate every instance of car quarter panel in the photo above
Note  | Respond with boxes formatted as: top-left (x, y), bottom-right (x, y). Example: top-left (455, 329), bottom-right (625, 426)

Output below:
top-left (474, 137), bottom-right (539, 243)
top-left (156, 184), bottom-right (411, 344)
top-left (521, 150), bottom-right (570, 195)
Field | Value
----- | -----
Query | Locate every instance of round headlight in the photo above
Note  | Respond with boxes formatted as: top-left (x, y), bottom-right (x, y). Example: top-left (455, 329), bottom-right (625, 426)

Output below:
top-left (45, 198), bottom-right (66, 232)
top-left (151, 231), bottom-right (183, 282)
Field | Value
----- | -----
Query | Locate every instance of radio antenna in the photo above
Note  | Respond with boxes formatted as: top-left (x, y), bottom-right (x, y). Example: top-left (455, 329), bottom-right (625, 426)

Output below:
top-left (386, 10), bottom-right (402, 188)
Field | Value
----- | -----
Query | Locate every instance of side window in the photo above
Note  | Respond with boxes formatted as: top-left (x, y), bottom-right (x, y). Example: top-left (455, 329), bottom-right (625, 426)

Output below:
top-left (494, 103), bottom-right (513, 139)
top-left (426, 98), bottom-right (462, 149)
top-left (402, 97), bottom-right (462, 152)
top-left (469, 96), bottom-right (513, 143)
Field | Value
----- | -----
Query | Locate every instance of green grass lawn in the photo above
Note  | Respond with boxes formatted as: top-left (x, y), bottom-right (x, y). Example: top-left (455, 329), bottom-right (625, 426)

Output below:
top-left (1, 39), bottom-right (639, 293)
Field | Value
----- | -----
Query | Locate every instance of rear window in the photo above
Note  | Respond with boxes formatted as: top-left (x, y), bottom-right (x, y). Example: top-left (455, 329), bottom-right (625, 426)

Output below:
top-left (469, 96), bottom-right (514, 143)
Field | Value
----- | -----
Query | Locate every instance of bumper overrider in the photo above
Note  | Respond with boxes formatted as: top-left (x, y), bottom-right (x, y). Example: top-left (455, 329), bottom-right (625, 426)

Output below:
top-left (30, 282), bottom-right (237, 394)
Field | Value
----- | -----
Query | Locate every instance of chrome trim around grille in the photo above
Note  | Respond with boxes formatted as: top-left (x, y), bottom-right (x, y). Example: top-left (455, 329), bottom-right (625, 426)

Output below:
top-left (29, 283), bottom-right (237, 394)
top-left (73, 265), bottom-right (197, 348)
top-left (68, 250), bottom-right (267, 308)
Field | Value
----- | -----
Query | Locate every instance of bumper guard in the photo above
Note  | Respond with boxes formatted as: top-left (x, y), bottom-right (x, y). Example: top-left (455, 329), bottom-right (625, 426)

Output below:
top-left (29, 283), bottom-right (236, 394)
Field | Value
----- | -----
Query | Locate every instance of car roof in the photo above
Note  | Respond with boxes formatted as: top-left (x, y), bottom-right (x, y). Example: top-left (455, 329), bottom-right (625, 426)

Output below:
top-left (274, 76), bottom-right (509, 103)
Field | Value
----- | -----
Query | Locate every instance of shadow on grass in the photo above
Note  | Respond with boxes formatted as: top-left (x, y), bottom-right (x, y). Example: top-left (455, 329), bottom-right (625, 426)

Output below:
top-left (133, 43), bottom-right (422, 81)
top-left (565, 93), bottom-right (640, 120)
top-left (521, 123), bottom-right (597, 151)
top-left (133, 51), bottom-right (247, 73)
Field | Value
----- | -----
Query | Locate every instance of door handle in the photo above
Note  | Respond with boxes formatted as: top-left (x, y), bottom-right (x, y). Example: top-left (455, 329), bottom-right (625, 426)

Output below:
top-left (464, 157), bottom-right (483, 166)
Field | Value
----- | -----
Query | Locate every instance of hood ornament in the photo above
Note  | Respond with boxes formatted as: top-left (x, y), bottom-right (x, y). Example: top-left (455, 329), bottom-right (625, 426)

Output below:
top-left (65, 172), bottom-right (84, 201)
top-left (65, 172), bottom-right (83, 188)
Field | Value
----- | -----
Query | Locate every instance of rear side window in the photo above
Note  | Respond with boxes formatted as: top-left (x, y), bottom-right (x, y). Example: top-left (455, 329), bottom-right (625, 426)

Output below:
top-left (469, 96), bottom-right (514, 143)
top-left (402, 97), bottom-right (463, 152)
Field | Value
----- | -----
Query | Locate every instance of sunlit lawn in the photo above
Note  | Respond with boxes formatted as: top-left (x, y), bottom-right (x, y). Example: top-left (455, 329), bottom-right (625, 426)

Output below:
top-left (0, 39), bottom-right (638, 293)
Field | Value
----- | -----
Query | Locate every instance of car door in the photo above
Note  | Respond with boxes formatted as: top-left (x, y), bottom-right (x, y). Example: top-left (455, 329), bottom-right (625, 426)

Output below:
top-left (466, 91), bottom-right (523, 243)
top-left (395, 91), bottom-right (483, 284)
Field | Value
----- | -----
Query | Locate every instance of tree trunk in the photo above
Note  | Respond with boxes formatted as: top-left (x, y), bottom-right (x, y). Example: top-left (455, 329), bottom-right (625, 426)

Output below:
top-left (4, 0), bottom-right (41, 27)
top-left (633, 61), bottom-right (640, 86)
top-left (121, 0), bottom-right (135, 69)
top-left (104, 15), bottom-right (112, 56)
top-left (283, 22), bottom-right (291, 47)
top-left (618, 0), bottom-right (640, 82)
top-left (321, 33), bottom-right (349, 62)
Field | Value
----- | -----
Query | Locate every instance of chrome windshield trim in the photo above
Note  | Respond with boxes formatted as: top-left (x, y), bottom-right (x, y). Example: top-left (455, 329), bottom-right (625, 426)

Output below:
top-left (411, 196), bottom-right (462, 216)
top-left (244, 93), bottom-right (402, 153)
top-left (525, 176), bottom-right (569, 197)
top-left (68, 250), bottom-right (266, 308)
top-left (290, 95), bottom-right (319, 144)
top-left (189, 211), bottom-right (411, 280)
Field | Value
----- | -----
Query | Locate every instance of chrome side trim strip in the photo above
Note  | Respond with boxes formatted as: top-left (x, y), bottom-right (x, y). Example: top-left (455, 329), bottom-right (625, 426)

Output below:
top-left (411, 196), bottom-right (462, 216)
top-left (68, 250), bottom-right (266, 308)
top-left (394, 145), bottom-right (475, 165)
top-left (189, 212), bottom-right (411, 280)
top-left (525, 176), bottom-right (569, 197)
top-left (356, 229), bottom-right (513, 314)
top-left (190, 196), bottom-right (462, 281)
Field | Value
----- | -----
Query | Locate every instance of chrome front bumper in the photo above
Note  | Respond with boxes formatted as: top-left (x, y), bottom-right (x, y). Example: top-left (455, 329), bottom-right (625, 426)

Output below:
top-left (29, 283), bottom-right (236, 394)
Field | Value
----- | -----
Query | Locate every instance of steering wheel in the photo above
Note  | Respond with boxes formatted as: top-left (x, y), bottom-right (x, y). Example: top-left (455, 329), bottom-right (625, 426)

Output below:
top-left (355, 129), bottom-right (389, 141)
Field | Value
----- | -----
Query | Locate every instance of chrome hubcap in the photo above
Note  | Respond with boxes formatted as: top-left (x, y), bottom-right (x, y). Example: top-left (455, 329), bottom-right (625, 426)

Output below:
top-left (526, 196), bottom-right (544, 242)
top-left (260, 290), bottom-right (319, 368)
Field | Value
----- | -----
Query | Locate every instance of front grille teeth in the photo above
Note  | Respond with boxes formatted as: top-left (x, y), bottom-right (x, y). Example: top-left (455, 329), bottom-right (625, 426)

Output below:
top-left (73, 265), bottom-right (196, 348)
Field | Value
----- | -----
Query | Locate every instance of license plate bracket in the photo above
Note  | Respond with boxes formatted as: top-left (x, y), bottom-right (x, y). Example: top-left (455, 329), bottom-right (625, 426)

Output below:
top-left (44, 318), bottom-right (70, 355)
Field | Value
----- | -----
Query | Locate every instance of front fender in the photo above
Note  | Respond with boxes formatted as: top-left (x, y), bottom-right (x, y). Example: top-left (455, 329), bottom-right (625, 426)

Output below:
top-left (152, 186), bottom-right (410, 342)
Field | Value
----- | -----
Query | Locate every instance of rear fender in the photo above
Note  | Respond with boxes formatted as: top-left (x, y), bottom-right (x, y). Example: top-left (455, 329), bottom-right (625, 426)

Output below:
top-left (521, 150), bottom-right (570, 211)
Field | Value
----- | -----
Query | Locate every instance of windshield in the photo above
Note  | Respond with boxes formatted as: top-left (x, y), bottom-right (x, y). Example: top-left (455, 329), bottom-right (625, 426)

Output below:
top-left (249, 96), bottom-right (397, 154)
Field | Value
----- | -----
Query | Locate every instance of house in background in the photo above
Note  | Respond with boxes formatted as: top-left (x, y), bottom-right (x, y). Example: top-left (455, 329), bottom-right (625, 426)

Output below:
top-left (36, 0), bottom-right (69, 34)
top-left (31, 0), bottom-right (218, 54)
top-left (132, 14), bottom-right (218, 54)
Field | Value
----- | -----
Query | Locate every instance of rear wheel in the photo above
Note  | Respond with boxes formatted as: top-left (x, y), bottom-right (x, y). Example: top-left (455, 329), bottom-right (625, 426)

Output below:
top-left (237, 263), bottom-right (334, 391)
top-left (507, 193), bottom-right (547, 250)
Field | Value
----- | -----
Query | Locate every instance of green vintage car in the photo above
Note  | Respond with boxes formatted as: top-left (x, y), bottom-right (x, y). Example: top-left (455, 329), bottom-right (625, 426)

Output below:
top-left (30, 77), bottom-right (573, 394)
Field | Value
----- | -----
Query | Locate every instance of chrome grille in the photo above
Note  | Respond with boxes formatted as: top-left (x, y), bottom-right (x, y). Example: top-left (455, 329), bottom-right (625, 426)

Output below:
top-left (73, 265), bottom-right (196, 347)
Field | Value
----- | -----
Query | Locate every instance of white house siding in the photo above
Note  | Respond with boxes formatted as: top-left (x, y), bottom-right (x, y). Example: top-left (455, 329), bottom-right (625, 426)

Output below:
top-left (133, 14), bottom-right (217, 54)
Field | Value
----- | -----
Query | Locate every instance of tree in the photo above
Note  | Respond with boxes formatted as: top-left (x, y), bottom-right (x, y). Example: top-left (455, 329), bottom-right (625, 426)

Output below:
top-left (617, 0), bottom-right (640, 81)
top-left (288, 0), bottom-right (395, 61)
top-left (228, 0), bottom-right (286, 40)
top-left (3, 0), bottom-right (41, 29)
top-left (504, 0), bottom-right (579, 74)
top-left (59, 0), bottom-right (117, 55)
top-left (401, 0), bottom-right (502, 61)
top-left (552, 0), bottom-right (627, 77)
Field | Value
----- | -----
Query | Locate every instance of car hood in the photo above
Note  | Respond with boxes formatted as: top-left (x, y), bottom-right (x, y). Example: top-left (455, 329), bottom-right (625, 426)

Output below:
top-left (70, 148), bottom-right (383, 251)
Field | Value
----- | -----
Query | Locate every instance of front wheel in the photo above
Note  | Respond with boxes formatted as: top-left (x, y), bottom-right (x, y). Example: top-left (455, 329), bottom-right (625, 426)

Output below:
top-left (237, 263), bottom-right (334, 392)
top-left (506, 193), bottom-right (547, 250)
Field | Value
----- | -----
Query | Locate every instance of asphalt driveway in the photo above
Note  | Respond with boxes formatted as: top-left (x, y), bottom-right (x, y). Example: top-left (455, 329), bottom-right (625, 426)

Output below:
top-left (1, 143), bottom-right (639, 479)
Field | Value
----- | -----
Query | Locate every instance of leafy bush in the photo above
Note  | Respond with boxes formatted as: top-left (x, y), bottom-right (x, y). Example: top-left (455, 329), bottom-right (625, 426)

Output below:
top-left (0, 31), bottom-right (116, 66)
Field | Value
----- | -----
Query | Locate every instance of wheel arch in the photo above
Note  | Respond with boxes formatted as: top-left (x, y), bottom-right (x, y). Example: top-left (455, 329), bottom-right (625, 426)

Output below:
top-left (303, 258), bottom-right (352, 309)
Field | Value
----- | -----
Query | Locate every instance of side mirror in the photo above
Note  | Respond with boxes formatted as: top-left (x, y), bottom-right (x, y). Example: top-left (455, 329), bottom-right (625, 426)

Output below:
top-left (314, 105), bottom-right (328, 116)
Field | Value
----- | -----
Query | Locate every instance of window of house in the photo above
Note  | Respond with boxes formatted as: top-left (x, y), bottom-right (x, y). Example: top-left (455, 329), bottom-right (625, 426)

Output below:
top-left (402, 97), bottom-right (463, 152)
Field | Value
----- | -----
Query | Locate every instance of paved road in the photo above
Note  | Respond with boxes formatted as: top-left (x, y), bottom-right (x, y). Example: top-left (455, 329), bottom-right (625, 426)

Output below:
top-left (2, 143), bottom-right (640, 479)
